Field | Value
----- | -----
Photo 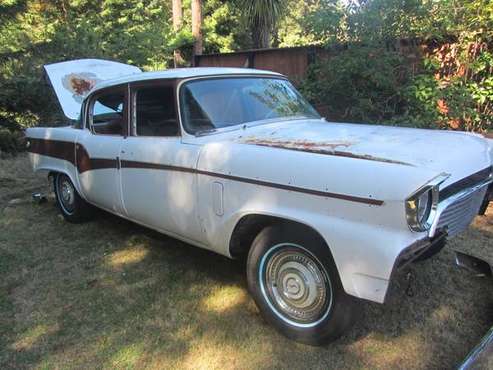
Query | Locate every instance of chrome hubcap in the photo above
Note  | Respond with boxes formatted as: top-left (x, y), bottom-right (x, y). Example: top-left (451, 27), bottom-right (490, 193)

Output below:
top-left (260, 244), bottom-right (332, 327)
top-left (58, 177), bottom-right (75, 213)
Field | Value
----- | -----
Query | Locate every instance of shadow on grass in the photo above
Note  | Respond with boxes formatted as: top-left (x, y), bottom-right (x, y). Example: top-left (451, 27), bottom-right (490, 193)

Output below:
top-left (2, 199), bottom-right (493, 369)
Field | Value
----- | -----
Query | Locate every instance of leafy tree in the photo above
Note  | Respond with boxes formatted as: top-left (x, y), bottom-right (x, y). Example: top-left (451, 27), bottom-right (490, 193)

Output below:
top-left (1, 0), bottom-right (492, 144)
top-left (276, 0), bottom-right (326, 47)
top-left (202, 0), bottom-right (250, 52)
top-left (0, 0), bottom-right (175, 132)
top-left (302, 0), bottom-right (493, 131)
top-left (235, 0), bottom-right (287, 48)
top-left (302, 0), bottom-right (347, 44)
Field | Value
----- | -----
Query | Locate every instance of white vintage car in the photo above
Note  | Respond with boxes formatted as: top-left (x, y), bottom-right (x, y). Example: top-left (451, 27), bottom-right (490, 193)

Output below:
top-left (26, 59), bottom-right (493, 345)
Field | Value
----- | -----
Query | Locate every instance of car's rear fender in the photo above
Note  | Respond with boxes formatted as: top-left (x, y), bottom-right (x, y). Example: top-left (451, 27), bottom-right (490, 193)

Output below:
top-left (26, 126), bottom-right (84, 197)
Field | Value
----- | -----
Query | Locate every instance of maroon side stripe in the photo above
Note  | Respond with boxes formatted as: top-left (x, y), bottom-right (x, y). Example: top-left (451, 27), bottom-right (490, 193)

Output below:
top-left (28, 138), bottom-right (76, 166)
top-left (121, 160), bottom-right (383, 206)
top-left (27, 138), bottom-right (384, 206)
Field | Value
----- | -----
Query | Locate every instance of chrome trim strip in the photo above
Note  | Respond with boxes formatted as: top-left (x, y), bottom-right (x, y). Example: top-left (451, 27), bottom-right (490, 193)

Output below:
top-left (429, 175), bottom-right (493, 237)
top-left (439, 166), bottom-right (493, 202)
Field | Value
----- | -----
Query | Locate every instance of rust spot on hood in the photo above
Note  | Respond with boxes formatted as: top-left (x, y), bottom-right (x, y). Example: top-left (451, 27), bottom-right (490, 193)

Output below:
top-left (242, 137), bottom-right (413, 166)
top-left (62, 72), bottom-right (101, 97)
top-left (243, 137), bottom-right (354, 150)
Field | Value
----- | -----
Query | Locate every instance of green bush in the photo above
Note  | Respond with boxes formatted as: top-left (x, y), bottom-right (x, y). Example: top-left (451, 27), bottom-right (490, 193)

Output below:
top-left (301, 43), bottom-right (493, 131)
top-left (301, 47), bottom-right (416, 125)
top-left (0, 129), bottom-right (25, 156)
top-left (301, 0), bottom-right (493, 132)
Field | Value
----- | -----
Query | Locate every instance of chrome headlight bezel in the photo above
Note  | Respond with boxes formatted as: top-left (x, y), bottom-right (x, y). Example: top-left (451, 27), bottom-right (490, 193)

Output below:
top-left (406, 174), bottom-right (450, 232)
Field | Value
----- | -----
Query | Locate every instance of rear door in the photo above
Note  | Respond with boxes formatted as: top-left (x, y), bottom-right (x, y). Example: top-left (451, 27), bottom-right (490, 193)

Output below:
top-left (119, 80), bottom-right (203, 242)
top-left (76, 85), bottom-right (128, 215)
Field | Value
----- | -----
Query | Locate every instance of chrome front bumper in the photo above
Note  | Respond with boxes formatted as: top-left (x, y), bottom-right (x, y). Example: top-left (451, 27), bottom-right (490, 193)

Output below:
top-left (395, 231), bottom-right (447, 270)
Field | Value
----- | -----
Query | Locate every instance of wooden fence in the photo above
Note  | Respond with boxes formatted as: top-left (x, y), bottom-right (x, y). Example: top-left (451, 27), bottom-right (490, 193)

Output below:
top-left (194, 46), bottom-right (331, 83)
top-left (193, 40), bottom-right (424, 83)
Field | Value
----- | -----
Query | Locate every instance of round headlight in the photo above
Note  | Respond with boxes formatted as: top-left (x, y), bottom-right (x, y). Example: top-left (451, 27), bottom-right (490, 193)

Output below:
top-left (406, 188), bottom-right (435, 232)
top-left (405, 174), bottom-right (448, 233)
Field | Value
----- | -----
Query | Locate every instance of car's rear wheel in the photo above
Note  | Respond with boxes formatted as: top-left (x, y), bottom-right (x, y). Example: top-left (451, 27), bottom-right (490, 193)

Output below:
top-left (54, 173), bottom-right (93, 223)
top-left (247, 224), bottom-right (359, 345)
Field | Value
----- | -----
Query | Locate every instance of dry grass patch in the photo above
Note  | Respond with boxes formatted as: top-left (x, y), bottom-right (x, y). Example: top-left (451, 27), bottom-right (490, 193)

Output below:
top-left (1, 154), bottom-right (492, 369)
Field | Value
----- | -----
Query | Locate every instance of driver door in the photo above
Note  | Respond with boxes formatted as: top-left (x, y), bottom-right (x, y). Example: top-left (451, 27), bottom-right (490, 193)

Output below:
top-left (119, 80), bottom-right (203, 242)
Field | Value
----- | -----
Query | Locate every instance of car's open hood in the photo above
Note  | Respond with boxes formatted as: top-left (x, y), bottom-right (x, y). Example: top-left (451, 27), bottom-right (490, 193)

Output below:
top-left (44, 59), bottom-right (141, 120)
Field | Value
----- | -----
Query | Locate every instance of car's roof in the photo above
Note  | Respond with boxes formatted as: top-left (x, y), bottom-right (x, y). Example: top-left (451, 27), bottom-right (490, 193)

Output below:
top-left (91, 67), bottom-right (284, 93)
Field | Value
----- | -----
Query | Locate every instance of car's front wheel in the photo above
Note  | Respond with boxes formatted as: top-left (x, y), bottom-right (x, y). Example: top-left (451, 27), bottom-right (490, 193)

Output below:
top-left (54, 173), bottom-right (93, 223)
top-left (247, 224), bottom-right (359, 345)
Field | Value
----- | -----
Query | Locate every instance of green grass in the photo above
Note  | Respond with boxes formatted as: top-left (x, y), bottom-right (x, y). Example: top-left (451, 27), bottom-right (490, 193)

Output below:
top-left (1, 154), bottom-right (492, 369)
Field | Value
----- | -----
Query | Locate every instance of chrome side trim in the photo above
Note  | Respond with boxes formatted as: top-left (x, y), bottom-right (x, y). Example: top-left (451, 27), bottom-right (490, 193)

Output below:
top-left (429, 176), bottom-right (493, 237)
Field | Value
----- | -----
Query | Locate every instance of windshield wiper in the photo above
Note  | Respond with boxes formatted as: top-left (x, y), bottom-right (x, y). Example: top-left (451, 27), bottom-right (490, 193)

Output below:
top-left (194, 128), bottom-right (218, 137)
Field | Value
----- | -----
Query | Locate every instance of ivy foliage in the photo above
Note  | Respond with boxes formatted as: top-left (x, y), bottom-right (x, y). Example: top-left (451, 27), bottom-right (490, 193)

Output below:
top-left (302, 0), bottom-right (493, 131)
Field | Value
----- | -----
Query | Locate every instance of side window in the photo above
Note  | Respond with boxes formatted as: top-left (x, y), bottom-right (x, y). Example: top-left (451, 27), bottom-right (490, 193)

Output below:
top-left (91, 91), bottom-right (126, 135)
top-left (135, 86), bottom-right (178, 136)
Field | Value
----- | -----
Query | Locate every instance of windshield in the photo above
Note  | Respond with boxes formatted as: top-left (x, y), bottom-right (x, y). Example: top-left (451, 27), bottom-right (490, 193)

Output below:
top-left (180, 77), bottom-right (320, 134)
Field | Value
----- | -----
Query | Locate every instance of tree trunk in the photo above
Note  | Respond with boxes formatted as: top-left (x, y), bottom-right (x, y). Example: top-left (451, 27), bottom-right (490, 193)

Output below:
top-left (192, 0), bottom-right (203, 56)
top-left (260, 28), bottom-right (270, 49)
top-left (172, 0), bottom-right (184, 67)
top-left (252, 20), bottom-right (271, 49)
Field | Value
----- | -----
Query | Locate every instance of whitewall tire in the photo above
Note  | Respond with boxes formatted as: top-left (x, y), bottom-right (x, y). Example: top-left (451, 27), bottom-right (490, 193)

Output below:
top-left (54, 173), bottom-right (93, 223)
top-left (247, 223), bottom-right (359, 345)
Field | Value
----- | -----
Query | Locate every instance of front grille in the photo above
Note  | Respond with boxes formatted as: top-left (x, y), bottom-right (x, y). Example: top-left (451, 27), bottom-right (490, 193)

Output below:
top-left (436, 186), bottom-right (487, 237)
top-left (439, 166), bottom-right (492, 202)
